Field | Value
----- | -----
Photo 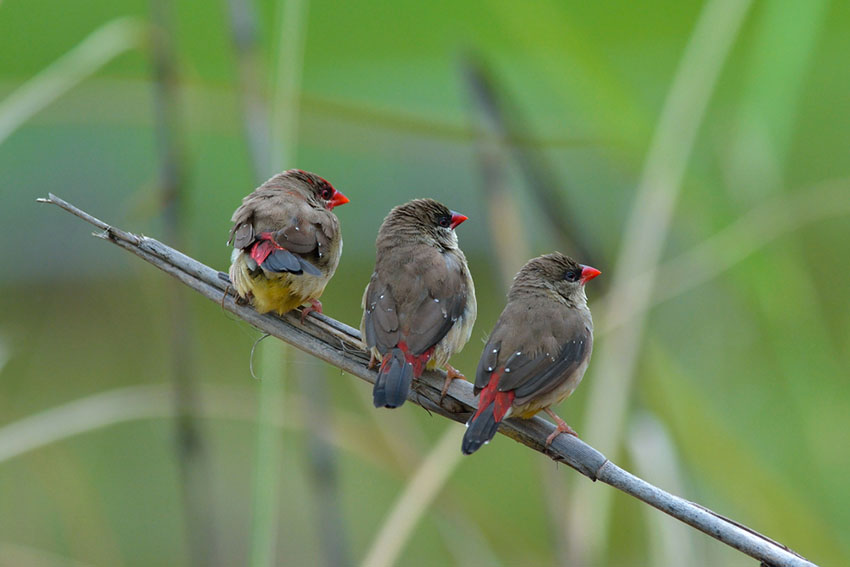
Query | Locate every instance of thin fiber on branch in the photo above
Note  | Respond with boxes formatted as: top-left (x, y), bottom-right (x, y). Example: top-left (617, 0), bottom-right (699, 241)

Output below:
top-left (37, 193), bottom-right (817, 567)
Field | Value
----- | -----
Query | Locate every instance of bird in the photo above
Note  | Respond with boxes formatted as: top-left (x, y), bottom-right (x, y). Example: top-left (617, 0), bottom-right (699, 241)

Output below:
top-left (227, 169), bottom-right (349, 318)
top-left (361, 199), bottom-right (477, 409)
top-left (461, 252), bottom-right (600, 455)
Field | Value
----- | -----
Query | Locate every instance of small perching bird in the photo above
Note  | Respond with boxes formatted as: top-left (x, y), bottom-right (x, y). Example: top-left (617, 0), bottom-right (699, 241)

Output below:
top-left (361, 199), bottom-right (477, 409)
top-left (228, 169), bottom-right (349, 317)
top-left (461, 252), bottom-right (600, 455)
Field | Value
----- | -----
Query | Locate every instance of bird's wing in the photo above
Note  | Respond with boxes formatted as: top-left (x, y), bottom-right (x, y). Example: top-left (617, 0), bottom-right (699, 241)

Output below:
top-left (362, 274), bottom-right (400, 353)
top-left (475, 301), bottom-right (591, 399)
top-left (401, 249), bottom-right (469, 355)
top-left (363, 248), bottom-right (469, 356)
top-left (272, 209), bottom-right (335, 256)
top-left (228, 207), bottom-right (255, 249)
top-left (229, 193), bottom-right (333, 275)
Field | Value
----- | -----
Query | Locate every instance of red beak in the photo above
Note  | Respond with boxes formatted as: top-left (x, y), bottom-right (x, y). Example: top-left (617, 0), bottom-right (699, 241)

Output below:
top-left (328, 190), bottom-right (350, 210)
top-left (579, 265), bottom-right (601, 284)
top-left (449, 211), bottom-right (468, 230)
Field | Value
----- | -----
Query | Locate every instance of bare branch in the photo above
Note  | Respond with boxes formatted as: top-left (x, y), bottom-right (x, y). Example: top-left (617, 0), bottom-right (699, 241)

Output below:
top-left (38, 193), bottom-right (818, 567)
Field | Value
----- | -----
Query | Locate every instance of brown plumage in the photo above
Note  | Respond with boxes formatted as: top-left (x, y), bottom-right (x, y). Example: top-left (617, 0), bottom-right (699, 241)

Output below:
top-left (361, 199), bottom-right (477, 408)
top-left (228, 169), bottom-right (349, 316)
top-left (462, 252), bottom-right (600, 455)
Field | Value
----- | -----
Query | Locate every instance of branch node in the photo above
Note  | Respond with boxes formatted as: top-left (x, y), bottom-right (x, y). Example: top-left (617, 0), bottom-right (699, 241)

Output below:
top-left (592, 458), bottom-right (610, 482)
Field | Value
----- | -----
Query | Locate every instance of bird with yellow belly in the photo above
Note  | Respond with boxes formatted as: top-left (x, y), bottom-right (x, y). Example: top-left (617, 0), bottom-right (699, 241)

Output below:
top-left (228, 169), bottom-right (349, 318)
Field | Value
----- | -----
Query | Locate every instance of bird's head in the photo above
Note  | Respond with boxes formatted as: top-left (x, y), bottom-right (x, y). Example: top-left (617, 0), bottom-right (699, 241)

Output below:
top-left (381, 198), bottom-right (467, 250)
top-left (512, 252), bottom-right (600, 304)
top-left (285, 169), bottom-right (350, 211)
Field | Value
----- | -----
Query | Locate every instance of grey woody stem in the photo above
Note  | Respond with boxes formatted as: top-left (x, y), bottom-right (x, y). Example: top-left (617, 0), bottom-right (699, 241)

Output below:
top-left (38, 193), bottom-right (817, 567)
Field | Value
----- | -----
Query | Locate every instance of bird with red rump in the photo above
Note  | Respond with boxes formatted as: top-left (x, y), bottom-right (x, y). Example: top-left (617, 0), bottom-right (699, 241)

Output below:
top-left (462, 252), bottom-right (600, 455)
top-left (228, 169), bottom-right (349, 318)
top-left (361, 199), bottom-right (477, 409)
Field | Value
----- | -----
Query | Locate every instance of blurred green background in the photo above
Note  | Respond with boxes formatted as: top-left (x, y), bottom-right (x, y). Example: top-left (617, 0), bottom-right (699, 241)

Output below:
top-left (2, 0), bottom-right (849, 566)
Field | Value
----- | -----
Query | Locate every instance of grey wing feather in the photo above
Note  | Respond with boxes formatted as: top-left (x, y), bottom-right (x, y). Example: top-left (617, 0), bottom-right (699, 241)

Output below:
top-left (477, 300), bottom-right (592, 399)
top-left (474, 339), bottom-right (501, 393)
top-left (402, 252), bottom-right (468, 355)
top-left (230, 220), bottom-right (254, 249)
top-left (496, 351), bottom-right (554, 392)
top-left (274, 216), bottom-right (329, 255)
top-left (229, 192), bottom-right (335, 264)
top-left (511, 335), bottom-right (589, 399)
top-left (362, 277), bottom-right (399, 352)
top-left (403, 290), bottom-right (466, 354)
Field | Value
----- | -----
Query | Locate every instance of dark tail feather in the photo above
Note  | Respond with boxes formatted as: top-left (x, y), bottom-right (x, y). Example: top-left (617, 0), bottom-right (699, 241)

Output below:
top-left (372, 349), bottom-right (413, 408)
top-left (462, 404), bottom-right (500, 455)
top-left (262, 248), bottom-right (303, 273)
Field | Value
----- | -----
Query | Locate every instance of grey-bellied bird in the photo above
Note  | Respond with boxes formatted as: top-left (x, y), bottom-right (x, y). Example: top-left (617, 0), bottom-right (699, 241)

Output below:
top-left (361, 199), bottom-right (477, 408)
top-left (462, 252), bottom-right (600, 455)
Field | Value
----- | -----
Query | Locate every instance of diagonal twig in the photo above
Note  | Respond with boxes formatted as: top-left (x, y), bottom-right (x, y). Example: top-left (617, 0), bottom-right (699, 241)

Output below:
top-left (37, 193), bottom-right (818, 567)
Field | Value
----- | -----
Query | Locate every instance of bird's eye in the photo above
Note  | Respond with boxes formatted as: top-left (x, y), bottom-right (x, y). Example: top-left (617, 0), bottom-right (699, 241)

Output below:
top-left (564, 270), bottom-right (579, 282)
top-left (437, 215), bottom-right (451, 228)
top-left (321, 187), bottom-right (333, 200)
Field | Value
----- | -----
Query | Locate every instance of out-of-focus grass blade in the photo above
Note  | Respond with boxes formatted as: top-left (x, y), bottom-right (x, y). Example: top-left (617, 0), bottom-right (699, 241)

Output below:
top-left (601, 178), bottom-right (850, 331)
top-left (250, 341), bottom-right (287, 567)
top-left (565, 0), bottom-right (753, 563)
top-left (726, 1), bottom-right (828, 200)
top-left (362, 425), bottom-right (465, 567)
top-left (0, 384), bottom-right (392, 469)
top-left (269, 0), bottom-right (309, 170)
top-left (249, 0), bottom-right (309, 563)
top-left (461, 54), bottom-right (530, 285)
top-left (486, 0), bottom-right (651, 143)
top-left (460, 54), bottom-right (596, 264)
top-left (719, 2), bottom-right (844, 535)
top-left (0, 17), bottom-right (145, 145)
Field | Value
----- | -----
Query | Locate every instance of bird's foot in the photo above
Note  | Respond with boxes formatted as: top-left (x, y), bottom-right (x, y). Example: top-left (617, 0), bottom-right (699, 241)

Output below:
top-left (543, 408), bottom-right (578, 447)
top-left (300, 299), bottom-right (323, 323)
top-left (368, 353), bottom-right (378, 369)
top-left (233, 290), bottom-right (252, 306)
top-left (440, 363), bottom-right (466, 402)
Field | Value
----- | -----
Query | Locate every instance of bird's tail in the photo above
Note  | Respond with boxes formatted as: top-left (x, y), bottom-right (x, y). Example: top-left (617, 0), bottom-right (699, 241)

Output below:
top-left (250, 236), bottom-right (321, 276)
top-left (462, 404), bottom-right (502, 454)
top-left (372, 349), bottom-right (413, 408)
top-left (462, 372), bottom-right (514, 455)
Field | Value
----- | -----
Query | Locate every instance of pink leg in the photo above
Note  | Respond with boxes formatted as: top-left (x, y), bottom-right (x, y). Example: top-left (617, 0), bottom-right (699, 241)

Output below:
top-left (300, 298), bottom-right (323, 323)
top-left (440, 363), bottom-right (466, 401)
top-left (543, 408), bottom-right (578, 446)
